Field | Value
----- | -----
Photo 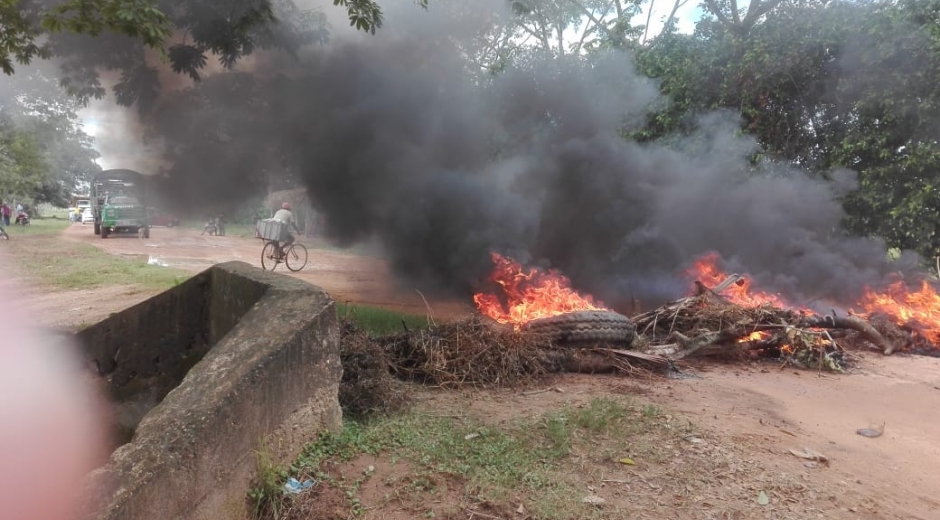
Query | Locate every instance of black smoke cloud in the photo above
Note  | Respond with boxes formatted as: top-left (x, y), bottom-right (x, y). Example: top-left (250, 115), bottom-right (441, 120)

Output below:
top-left (145, 1), bottom-right (923, 309)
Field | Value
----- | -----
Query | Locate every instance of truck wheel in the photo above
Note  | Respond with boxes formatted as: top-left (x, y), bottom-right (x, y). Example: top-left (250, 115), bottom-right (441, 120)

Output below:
top-left (522, 310), bottom-right (636, 346)
top-left (101, 225), bottom-right (109, 239)
top-left (94, 222), bottom-right (100, 235)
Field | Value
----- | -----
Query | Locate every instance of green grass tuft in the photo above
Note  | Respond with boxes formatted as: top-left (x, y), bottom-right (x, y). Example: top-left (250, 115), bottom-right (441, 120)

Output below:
top-left (250, 397), bottom-right (669, 520)
top-left (6, 233), bottom-right (189, 290)
top-left (542, 412), bottom-right (573, 457)
top-left (23, 244), bottom-right (187, 289)
top-left (573, 397), bottom-right (629, 433)
top-left (336, 303), bottom-right (431, 335)
top-left (248, 441), bottom-right (290, 520)
top-left (2, 218), bottom-right (70, 236)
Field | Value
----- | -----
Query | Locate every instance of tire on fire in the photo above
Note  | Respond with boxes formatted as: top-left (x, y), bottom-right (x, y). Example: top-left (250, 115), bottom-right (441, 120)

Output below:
top-left (523, 310), bottom-right (636, 346)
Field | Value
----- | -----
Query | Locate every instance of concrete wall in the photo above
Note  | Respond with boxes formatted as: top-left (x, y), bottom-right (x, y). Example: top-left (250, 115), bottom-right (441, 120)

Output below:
top-left (79, 261), bottom-right (342, 520)
top-left (207, 266), bottom-right (269, 345)
top-left (78, 272), bottom-right (215, 444)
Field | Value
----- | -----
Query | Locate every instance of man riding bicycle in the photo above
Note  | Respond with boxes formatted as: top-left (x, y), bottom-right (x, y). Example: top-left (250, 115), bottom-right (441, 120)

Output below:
top-left (272, 202), bottom-right (300, 257)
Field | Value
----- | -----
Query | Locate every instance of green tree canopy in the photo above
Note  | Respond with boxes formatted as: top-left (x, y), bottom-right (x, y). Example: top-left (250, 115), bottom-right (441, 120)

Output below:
top-left (0, 68), bottom-right (101, 205)
top-left (632, 0), bottom-right (940, 258)
top-left (1, 0), bottom-right (427, 111)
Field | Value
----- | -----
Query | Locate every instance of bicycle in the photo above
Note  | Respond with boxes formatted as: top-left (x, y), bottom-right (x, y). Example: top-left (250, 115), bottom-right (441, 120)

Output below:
top-left (260, 238), bottom-right (308, 272)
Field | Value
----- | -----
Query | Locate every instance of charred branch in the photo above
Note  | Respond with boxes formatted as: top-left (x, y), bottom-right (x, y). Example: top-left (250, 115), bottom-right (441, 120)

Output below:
top-left (627, 286), bottom-right (906, 370)
top-left (801, 314), bottom-right (896, 355)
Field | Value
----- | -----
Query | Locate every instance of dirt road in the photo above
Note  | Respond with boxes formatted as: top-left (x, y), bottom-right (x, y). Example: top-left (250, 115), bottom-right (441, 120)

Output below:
top-left (414, 366), bottom-right (940, 520)
top-left (17, 223), bottom-right (940, 519)
top-left (61, 222), bottom-right (473, 319)
top-left (645, 354), bottom-right (940, 519)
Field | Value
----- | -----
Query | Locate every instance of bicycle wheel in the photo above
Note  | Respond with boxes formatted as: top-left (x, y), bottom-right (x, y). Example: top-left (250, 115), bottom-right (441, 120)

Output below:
top-left (261, 241), bottom-right (280, 271)
top-left (285, 243), bottom-right (308, 272)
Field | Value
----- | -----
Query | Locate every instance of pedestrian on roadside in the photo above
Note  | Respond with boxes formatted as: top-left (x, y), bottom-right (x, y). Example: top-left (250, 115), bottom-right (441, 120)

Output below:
top-left (1, 201), bottom-right (10, 227)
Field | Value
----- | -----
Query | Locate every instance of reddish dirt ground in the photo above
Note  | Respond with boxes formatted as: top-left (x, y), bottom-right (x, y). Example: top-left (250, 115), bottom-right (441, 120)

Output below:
top-left (16, 223), bottom-right (940, 519)
top-left (60, 222), bottom-right (474, 319)
top-left (299, 367), bottom-right (940, 520)
top-left (646, 355), bottom-right (940, 519)
top-left (17, 284), bottom-right (162, 331)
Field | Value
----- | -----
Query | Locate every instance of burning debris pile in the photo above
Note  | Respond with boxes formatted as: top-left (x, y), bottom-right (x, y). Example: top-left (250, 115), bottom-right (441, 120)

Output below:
top-left (640, 253), bottom-right (940, 366)
top-left (627, 257), bottom-right (873, 372)
top-left (633, 285), bottom-right (852, 372)
top-left (853, 280), bottom-right (940, 355)
top-left (468, 252), bottom-right (940, 374)
top-left (473, 252), bottom-right (608, 326)
top-left (339, 252), bottom-right (940, 401)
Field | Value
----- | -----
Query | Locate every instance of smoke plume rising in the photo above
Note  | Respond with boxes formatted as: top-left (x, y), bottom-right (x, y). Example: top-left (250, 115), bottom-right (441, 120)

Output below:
top-left (133, 0), bottom-right (923, 309)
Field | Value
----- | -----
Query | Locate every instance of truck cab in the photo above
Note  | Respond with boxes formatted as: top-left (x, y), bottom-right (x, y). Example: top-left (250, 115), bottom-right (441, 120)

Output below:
top-left (91, 169), bottom-right (150, 239)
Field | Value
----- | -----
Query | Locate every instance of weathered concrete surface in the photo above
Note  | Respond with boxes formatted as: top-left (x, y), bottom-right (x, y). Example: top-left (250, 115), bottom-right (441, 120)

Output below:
top-left (80, 261), bottom-right (342, 520)
top-left (78, 271), bottom-right (215, 444)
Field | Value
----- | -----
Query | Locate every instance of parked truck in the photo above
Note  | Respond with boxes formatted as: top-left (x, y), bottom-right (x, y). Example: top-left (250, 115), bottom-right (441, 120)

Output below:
top-left (91, 169), bottom-right (150, 238)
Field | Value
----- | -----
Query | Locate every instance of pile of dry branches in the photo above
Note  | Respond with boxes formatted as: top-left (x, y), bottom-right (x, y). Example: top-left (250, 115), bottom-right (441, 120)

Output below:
top-left (342, 317), bottom-right (668, 395)
top-left (340, 276), bottom-right (924, 396)
top-left (339, 323), bottom-right (410, 417)
top-left (632, 277), bottom-right (898, 372)
top-left (378, 317), bottom-right (563, 388)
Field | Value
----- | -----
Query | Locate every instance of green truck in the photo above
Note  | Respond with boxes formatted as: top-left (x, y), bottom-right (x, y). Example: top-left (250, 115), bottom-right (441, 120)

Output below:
top-left (91, 169), bottom-right (150, 239)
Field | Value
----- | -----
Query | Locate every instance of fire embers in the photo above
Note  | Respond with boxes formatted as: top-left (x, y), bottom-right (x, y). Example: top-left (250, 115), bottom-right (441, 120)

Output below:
top-left (473, 252), bottom-right (607, 328)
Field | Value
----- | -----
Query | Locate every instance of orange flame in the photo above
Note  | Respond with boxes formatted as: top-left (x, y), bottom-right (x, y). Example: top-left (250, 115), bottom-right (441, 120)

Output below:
top-left (473, 250), bottom-right (940, 351)
top-left (855, 280), bottom-right (940, 343)
top-left (690, 253), bottom-right (940, 350)
top-left (473, 252), bottom-right (607, 327)
top-left (685, 253), bottom-right (792, 308)
top-left (738, 331), bottom-right (770, 343)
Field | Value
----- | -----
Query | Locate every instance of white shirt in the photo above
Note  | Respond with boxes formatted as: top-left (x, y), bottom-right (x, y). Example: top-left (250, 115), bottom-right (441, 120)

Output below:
top-left (273, 209), bottom-right (294, 227)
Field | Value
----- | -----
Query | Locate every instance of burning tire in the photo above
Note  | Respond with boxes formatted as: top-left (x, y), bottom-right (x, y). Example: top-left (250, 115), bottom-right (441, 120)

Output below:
top-left (523, 310), bottom-right (636, 346)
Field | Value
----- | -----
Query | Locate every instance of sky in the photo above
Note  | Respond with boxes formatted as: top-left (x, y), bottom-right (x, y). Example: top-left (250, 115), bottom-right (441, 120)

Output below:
top-left (77, 0), bottom-right (705, 171)
top-left (641, 1), bottom-right (704, 36)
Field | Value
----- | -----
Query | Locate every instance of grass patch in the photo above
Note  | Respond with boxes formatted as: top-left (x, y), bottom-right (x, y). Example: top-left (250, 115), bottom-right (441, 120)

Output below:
top-left (6, 234), bottom-right (189, 290)
top-left (42, 210), bottom-right (72, 220)
top-left (249, 442), bottom-right (291, 520)
top-left (573, 396), bottom-right (629, 432)
top-left (2, 218), bottom-right (70, 236)
top-left (337, 303), bottom-right (430, 335)
top-left (254, 397), bottom-right (677, 520)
